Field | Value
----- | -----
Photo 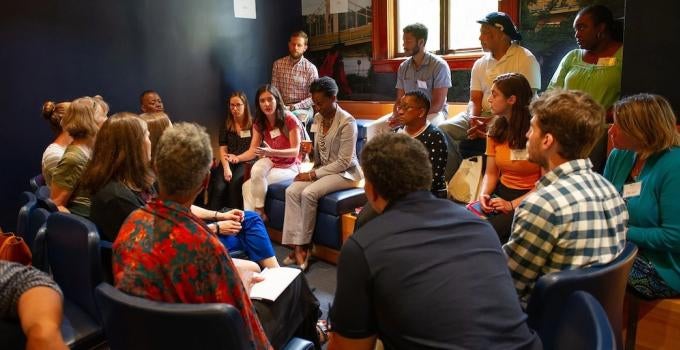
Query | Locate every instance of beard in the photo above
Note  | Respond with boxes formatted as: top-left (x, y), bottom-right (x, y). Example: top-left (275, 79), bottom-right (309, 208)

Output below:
top-left (289, 51), bottom-right (303, 60)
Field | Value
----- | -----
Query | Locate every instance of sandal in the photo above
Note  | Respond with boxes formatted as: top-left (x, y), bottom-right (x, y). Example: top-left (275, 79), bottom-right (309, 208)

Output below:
top-left (316, 319), bottom-right (329, 345)
top-left (282, 252), bottom-right (296, 266)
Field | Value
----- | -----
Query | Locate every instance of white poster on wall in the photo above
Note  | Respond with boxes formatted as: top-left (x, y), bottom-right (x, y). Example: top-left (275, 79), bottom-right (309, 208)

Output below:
top-left (330, 0), bottom-right (348, 14)
top-left (234, 0), bottom-right (256, 19)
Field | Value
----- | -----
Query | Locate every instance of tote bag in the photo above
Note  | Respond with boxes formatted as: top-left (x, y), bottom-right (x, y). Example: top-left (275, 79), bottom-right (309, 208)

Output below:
top-left (448, 155), bottom-right (484, 204)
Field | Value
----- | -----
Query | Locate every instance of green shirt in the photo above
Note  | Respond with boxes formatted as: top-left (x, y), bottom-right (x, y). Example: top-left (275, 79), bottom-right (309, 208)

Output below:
top-left (51, 144), bottom-right (91, 217)
top-left (548, 46), bottom-right (623, 110)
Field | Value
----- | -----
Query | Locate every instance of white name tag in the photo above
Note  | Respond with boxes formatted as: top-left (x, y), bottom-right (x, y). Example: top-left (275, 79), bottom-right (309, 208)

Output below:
top-left (510, 149), bottom-right (528, 161)
top-left (239, 130), bottom-right (251, 138)
top-left (417, 80), bottom-right (428, 89)
top-left (622, 182), bottom-right (642, 198)
top-left (310, 123), bottom-right (319, 133)
top-left (597, 57), bottom-right (617, 67)
top-left (269, 128), bottom-right (281, 138)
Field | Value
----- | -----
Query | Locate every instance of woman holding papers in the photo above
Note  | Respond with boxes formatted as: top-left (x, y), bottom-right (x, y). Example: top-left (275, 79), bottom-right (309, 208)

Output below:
top-left (240, 85), bottom-right (303, 221)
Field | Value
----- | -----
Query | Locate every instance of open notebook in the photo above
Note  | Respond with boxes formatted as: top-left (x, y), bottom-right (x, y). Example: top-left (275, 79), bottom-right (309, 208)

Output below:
top-left (249, 267), bottom-right (301, 302)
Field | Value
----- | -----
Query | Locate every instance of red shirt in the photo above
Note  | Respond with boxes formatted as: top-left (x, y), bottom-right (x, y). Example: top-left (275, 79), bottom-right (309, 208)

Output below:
top-left (113, 199), bottom-right (272, 350)
top-left (254, 112), bottom-right (302, 168)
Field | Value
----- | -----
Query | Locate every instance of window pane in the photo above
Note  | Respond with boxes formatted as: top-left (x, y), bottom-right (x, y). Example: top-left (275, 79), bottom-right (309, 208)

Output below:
top-left (449, 0), bottom-right (498, 51)
top-left (396, 0), bottom-right (440, 53)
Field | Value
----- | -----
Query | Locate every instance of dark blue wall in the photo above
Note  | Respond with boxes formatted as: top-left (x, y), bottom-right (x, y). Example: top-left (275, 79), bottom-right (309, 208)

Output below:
top-left (0, 0), bottom-right (302, 230)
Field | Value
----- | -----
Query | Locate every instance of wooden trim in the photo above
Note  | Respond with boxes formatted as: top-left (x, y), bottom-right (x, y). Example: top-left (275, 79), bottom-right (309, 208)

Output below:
top-left (371, 0), bottom-right (519, 73)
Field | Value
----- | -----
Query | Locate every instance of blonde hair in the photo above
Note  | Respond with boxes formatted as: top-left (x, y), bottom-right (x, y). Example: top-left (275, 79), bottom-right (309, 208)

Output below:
top-left (61, 97), bottom-right (101, 140)
top-left (613, 93), bottom-right (680, 158)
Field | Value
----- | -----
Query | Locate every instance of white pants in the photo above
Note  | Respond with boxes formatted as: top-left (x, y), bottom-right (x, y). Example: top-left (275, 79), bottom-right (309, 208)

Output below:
top-left (242, 158), bottom-right (300, 210)
top-left (281, 174), bottom-right (361, 246)
top-left (366, 111), bottom-right (447, 141)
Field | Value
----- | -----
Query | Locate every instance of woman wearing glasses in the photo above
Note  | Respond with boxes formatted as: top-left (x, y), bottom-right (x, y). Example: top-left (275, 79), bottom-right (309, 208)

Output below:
top-left (208, 92), bottom-right (255, 210)
top-left (281, 77), bottom-right (363, 271)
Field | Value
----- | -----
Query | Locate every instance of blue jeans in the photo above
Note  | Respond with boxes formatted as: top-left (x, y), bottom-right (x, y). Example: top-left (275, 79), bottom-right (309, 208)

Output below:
top-left (218, 210), bottom-right (275, 262)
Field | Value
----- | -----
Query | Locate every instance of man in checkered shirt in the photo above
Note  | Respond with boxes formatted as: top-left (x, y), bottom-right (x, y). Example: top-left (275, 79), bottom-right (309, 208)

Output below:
top-left (503, 89), bottom-right (628, 302)
top-left (271, 30), bottom-right (318, 124)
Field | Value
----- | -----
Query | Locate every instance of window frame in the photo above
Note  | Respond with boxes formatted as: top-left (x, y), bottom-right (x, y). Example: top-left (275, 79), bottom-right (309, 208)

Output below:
top-left (371, 0), bottom-right (519, 73)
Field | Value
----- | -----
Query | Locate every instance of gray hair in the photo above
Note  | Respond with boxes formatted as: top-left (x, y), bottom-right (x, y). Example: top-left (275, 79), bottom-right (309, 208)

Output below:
top-left (154, 122), bottom-right (213, 197)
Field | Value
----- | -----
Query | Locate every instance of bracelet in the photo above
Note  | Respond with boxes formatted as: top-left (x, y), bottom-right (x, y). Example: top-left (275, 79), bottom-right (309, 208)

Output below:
top-left (214, 223), bottom-right (220, 235)
top-left (213, 211), bottom-right (219, 221)
top-left (510, 201), bottom-right (514, 210)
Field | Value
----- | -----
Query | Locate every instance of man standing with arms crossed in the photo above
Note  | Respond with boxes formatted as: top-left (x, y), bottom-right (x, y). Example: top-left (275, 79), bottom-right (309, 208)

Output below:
top-left (271, 30), bottom-right (319, 124)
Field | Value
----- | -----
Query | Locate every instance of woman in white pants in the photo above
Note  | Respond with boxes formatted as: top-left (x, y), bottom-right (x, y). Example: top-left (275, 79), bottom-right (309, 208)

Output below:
top-left (282, 77), bottom-right (363, 271)
top-left (240, 85), bottom-right (302, 220)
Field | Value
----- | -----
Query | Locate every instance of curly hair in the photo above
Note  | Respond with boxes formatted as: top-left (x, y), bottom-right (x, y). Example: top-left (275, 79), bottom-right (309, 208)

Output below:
top-left (310, 76), bottom-right (339, 98)
top-left (529, 89), bottom-right (605, 160)
top-left (360, 133), bottom-right (431, 201)
top-left (80, 112), bottom-right (154, 195)
top-left (155, 122), bottom-right (213, 197)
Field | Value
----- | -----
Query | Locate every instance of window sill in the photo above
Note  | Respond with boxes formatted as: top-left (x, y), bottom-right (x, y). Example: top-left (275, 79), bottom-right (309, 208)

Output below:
top-left (372, 51), bottom-right (483, 73)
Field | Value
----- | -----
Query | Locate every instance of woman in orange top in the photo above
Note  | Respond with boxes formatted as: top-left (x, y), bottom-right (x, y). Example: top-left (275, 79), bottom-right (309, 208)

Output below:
top-left (478, 73), bottom-right (541, 242)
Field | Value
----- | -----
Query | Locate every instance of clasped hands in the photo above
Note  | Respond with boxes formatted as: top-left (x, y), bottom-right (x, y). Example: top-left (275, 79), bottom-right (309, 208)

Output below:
top-left (213, 209), bottom-right (245, 235)
top-left (479, 194), bottom-right (513, 214)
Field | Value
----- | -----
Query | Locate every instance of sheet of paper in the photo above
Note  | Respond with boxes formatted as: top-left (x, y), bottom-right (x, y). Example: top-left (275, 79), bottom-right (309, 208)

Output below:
top-left (234, 0), bottom-right (256, 19)
top-left (330, 0), bottom-right (348, 14)
top-left (249, 267), bottom-right (301, 301)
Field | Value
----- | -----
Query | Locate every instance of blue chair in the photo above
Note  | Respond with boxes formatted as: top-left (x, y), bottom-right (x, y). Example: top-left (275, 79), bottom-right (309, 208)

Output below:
top-left (95, 283), bottom-right (314, 350)
top-left (33, 212), bottom-right (105, 349)
top-left (29, 174), bottom-right (45, 192)
top-left (35, 185), bottom-right (59, 212)
top-left (526, 242), bottom-right (637, 350)
top-left (16, 191), bottom-right (37, 239)
top-left (549, 291), bottom-right (617, 350)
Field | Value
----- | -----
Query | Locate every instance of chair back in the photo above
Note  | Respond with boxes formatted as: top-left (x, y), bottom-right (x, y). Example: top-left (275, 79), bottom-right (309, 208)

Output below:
top-left (550, 291), bottom-right (616, 350)
top-left (25, 208), bottom-right (50, 253)
top-left (526, 242), bottom-right (637, 349)
top-left (16, 192), bottom-right (37, 238)
top-left (42, 213), bottom-right (103, 321)
top-left (95, 283), bottom-right (251, 350)
top-left (29, 174), bottom-right (46, 192)
top-left (35, 186), bottom-right (59, 212)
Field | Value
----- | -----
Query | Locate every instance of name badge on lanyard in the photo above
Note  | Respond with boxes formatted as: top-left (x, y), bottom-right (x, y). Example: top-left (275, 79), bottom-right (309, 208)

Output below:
top-left (622, 182), bottom-right (642, 199)
top-left (417, 80), bottom-right (428, 89)
top-left (239, 130), bottom-right (251, 138)
top-left (269, 128), bottom-right (281, 139)
top-left (510, 149), bottom-right (528, 161)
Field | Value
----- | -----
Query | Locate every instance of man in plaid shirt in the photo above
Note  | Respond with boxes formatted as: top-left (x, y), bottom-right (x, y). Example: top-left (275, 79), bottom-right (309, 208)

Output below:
top-left (271, 30), bottom-right (318, 123)
top-left (503, 89), bottom-right (628, 302)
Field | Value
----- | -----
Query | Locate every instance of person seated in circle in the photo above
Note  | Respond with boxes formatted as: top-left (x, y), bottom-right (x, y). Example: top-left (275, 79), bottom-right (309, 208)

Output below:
top-left (604, 93), bottom-right (680, 299)
top-left (477, 73), bottom-right (541, 243)
top-left (84, 113), bottom-right (279, 269)
top-left (281, 77), bottom-right (363, 271)
top-left (239, 85), bottom-right (303, 221)
top-left (208, 92), bottom-right (255, 210)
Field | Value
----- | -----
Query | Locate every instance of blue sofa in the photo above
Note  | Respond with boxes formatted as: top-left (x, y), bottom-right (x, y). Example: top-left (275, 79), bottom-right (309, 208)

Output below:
top-left (264, 119), bottom-right (371, 250)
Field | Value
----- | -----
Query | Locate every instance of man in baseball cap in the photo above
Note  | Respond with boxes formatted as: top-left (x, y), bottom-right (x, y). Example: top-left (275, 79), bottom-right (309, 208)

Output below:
top-left (439, 11), bottom-right (541, 144)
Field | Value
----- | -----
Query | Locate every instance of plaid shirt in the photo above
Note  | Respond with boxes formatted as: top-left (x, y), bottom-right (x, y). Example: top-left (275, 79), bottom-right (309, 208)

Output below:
top-left (271, 55), bottom-right (318, 110)
top-left (503, 159), bottom-right (628, 301)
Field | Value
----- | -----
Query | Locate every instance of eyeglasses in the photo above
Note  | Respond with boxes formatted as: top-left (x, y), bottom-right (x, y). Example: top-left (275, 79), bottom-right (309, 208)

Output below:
top-left (230, 103), bottom-right (244, 108)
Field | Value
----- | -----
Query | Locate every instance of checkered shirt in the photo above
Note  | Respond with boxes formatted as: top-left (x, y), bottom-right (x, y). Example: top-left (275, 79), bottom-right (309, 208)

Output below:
top-left (502, 159), bottom-right (628, 301)
top-left (271, 55), bottom-right (318, 110)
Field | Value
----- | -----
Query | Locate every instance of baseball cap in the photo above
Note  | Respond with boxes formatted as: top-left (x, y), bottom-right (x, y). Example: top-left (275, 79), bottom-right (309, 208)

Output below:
top-left (477, 12), bottom-right (522, 41)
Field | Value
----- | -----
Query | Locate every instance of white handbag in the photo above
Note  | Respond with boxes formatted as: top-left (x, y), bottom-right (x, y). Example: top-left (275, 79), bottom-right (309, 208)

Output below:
top-left (448, 155), bottom-right (484, 203)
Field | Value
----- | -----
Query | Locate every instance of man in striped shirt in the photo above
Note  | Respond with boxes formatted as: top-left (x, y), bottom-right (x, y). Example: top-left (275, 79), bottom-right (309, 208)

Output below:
top-left (271, 30), bottom-right (318, 124)
top-left (503, 89), bottom-right (628, 303)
